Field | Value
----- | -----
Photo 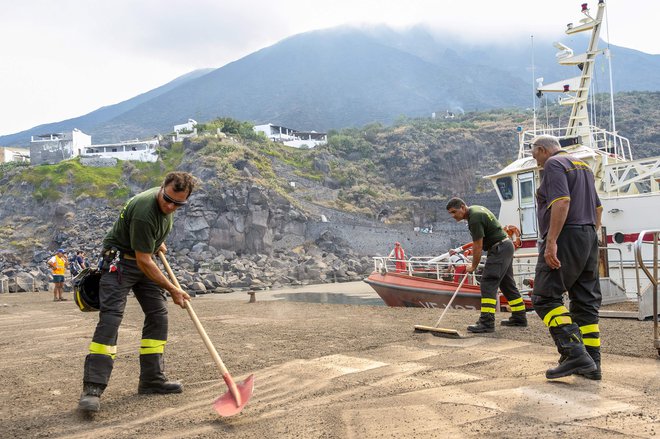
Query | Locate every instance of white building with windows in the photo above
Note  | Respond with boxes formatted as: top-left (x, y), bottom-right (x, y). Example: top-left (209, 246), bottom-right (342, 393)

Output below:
top-left (29, 128), bottom-right (161, 165)
top-left (253, 123), bottom-right (327, 148)
top-left (83, 139), bottom-right (160, 162)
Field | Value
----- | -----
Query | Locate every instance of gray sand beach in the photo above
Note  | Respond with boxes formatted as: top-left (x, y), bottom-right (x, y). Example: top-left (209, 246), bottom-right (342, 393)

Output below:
top-left (0, 281), bottom-right (658, 438)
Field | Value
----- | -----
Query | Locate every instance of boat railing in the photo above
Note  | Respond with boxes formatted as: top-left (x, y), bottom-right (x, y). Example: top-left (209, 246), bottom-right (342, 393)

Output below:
top-left (602, 246), bottom-right (626, 291)
top-left (518, 125), bottom-right (632, 161)
top-left (509, 253), bottom-right (539, 296)
top-left (601, 156), bottom-right (660, 195)
top-left (373, 256), bottom-right (480, 281)
top-left (373, 254), bottom-right (539, 290)
top-left (634, 230), bottom-right (660, 356)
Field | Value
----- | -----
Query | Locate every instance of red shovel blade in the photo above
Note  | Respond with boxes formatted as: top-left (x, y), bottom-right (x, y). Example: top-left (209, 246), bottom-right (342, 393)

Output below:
top-left (213, 374), bottom-right (255, 417)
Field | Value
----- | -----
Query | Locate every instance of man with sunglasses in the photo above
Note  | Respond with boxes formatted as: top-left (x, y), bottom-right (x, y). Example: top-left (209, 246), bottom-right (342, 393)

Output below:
top-left (78, 171), bottom-right (197, 413)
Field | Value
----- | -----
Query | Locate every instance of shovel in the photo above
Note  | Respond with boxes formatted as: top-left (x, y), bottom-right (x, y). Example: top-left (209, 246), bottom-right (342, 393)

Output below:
top-left (158, 251), bottom-right (254, 416)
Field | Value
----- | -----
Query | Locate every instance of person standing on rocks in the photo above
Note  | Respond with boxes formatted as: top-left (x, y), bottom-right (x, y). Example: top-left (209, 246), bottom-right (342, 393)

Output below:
top-left (530, 135), bottom-right (603, 380)
top-left (47, 249), bottom-right (69, 301)
top-left (446, 198), bottom-right (527, 333)
top-left (70, 251), bottom-right (87, 278)
top-left (78, 172), bottom-right (196, 413)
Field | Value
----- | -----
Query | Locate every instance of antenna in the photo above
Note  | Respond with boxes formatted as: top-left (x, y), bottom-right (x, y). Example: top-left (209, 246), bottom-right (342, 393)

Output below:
top-left (531, 35), bottom-right (537, 132)
top-left (604, 6), bottom-right (616, 134)
top-left (590, 75), bottom-right (596, 129)
top-left (545, 92), bottom-right (550, 129)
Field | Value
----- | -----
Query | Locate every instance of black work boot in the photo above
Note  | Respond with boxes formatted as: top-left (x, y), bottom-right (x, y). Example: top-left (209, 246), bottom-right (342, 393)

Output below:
top-left (78, 382), bottom-right (106, 412)
top-left (577, 346), bottom-right (602, 380)
top-left (501, 311), bottom-right (528, 327)
top-left (138, 353), bottom-right (183, 395)
top-left (559, 346), bottom-right (602, 380)
top-left (467, 313), bottom-right (495, 333)
top-left (546, 324), bottom-right (596, 379)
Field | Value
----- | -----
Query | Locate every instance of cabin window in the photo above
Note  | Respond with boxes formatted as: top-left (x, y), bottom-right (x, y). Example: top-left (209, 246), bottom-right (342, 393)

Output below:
top-left (496, 177), bottom-right (514, 200)
top-left (520, 178), bottom-right (535, 204)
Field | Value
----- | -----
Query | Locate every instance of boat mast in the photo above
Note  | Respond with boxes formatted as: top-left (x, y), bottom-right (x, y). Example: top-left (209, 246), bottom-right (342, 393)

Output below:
top-left (531, 35), bottom-right (537, 132)
top-left (564, 1), bottom-right (606, 141)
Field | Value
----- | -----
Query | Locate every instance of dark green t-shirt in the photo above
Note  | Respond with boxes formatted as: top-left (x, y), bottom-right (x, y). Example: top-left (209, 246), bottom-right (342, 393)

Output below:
top-left (467, 206), bottom-right (507, 252)
top-left (103, 187), bottom-right (173, 255)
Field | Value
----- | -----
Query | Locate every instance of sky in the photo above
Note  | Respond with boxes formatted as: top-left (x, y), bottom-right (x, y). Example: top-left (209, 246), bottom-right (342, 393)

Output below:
top-left (1, 0), bottom-right (658, 136)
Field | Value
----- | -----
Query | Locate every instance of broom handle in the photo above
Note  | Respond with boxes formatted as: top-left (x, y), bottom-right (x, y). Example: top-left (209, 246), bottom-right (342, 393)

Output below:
top-left (157, 252), bottom-right (242, 405)
top-left (433, 274), bottom-right (468, 328)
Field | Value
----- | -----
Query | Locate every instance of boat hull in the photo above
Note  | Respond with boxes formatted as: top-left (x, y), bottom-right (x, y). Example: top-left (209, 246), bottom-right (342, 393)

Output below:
top-left (365, 272), bottom-right (533, 310)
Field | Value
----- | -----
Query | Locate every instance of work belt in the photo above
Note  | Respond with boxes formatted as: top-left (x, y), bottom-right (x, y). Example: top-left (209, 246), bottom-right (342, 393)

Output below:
top-left (539, 225), bottom-right (595, 243)
top-left (102, 249), bottom-right (136, 260)
top-left (562, 224), bottom-right (595, 230)
top-left (488, 237), bottom-right (510, 252)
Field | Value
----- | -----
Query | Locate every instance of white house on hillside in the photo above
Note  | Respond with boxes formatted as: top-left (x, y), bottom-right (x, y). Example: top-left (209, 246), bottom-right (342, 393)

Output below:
top-left (174, 119), bottom-right (197, 133)
top-left (30, 129), bottom-right (91, 165)
top-left (83, 139), bottom-right (160, 162)
top-left (30, 128), bottom-right (161, 165)
top-left (0, 146), bottom-right (30, 163)
top-left (173, 119), bottom-right (198, 141)
top-left (253, 123), bottom-right (327, 148)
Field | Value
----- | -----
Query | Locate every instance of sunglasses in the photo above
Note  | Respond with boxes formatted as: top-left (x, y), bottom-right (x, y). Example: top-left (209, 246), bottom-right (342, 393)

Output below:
top-left (161, 189), bottom-right (188, 206)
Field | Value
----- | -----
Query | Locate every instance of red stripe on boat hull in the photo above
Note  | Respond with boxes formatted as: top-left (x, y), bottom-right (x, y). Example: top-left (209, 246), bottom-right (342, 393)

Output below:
top-left (606, 232), bottom-right (640, 244)
top-left (365, 272), bottom-right (533, 310)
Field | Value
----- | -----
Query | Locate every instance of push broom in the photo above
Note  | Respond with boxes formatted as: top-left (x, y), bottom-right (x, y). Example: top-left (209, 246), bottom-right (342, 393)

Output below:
top-left (158, 252), bottom-right (254, 416)
top-left (413, 273), bottom-right (468, 338)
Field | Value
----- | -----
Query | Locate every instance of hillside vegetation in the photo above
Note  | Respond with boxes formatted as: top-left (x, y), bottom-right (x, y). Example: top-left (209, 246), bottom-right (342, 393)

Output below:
top-left (1, 92), bottom-right (658, 222)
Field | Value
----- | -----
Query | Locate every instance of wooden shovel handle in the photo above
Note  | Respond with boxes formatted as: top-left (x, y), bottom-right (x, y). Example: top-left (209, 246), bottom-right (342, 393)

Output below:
top-left (158, 252), bottom-right (233, 379)
top-left (432, 274), bottom-right (469, 328)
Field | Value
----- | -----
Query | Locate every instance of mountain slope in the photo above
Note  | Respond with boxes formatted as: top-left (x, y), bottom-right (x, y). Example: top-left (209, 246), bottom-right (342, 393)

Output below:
top-left (1, 25), bottom-right (659, 146)
top-left (90, 27), bottom-right (529, 141)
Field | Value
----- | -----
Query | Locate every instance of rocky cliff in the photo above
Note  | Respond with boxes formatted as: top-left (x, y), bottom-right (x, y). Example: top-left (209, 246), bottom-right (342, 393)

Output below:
top-left (4, 99), bottom-right (656, 295)
top-left (0, 138), bottom-right (378, 294)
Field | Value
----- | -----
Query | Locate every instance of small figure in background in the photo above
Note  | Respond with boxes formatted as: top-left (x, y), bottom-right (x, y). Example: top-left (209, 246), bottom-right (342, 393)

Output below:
top-left (388, 242), bottom-right (407, 271)
top-left (449, 252), bottom-right (470, 284)
top-left (70, 250), bottom-right (87, 278)
top-left (48, 249), bottom-right (69, 301)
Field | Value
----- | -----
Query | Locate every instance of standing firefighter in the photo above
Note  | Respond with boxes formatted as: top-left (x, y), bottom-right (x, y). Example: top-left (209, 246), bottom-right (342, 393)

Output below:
top-left (446, 198), bottom-right (527, 333)
top-left (78, 172), bottom-right (197, 412)
top-left (531, 135), bottom-right (603, 380)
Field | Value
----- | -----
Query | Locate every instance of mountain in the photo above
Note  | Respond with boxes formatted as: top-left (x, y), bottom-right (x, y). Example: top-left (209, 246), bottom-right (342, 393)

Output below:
top-left (2, 26), bottom-right (659, 146)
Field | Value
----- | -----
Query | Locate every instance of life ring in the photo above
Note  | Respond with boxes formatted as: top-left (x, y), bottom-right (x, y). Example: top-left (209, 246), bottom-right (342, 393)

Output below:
top-left (503, 225), bottom-right (522, 249)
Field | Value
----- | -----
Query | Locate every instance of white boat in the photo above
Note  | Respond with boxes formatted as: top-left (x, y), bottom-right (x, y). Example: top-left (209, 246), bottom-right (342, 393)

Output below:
top-left (483, 0), bottom-right (660, 316)
top-left (367, 2), bottom-right (660, 354)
